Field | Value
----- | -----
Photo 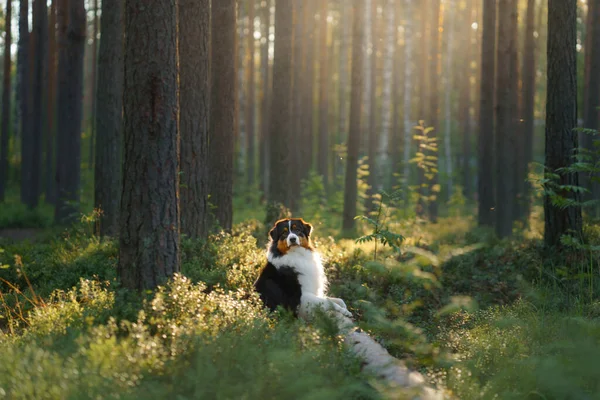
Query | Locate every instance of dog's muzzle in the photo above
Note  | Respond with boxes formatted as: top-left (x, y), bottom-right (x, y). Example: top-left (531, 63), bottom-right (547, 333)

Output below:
top-left (286, 234), bottom-right (299, 247)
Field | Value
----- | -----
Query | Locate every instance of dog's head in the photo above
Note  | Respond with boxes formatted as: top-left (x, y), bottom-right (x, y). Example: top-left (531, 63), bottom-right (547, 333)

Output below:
top-left (268, 218), bottom-right (313, 255)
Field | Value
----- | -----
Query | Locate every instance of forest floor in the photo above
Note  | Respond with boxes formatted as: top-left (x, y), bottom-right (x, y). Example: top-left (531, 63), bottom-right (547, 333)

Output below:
top-left (0, 202), bottom-right (599, 399)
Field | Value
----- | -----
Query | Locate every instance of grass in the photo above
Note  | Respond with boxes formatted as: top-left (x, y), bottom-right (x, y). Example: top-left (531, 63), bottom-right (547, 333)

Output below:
top-left (1, 186), bottom-right (599, 399)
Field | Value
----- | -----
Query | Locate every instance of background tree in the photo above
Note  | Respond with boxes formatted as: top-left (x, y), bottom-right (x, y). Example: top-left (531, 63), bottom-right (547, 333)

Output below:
top-left (88, 0), bottom-right (99, 170)
top-left (119, 0), bottom-right (180, 290)
top-left (317, 0), bottom-right (330, 190)
top-left (0, 0), bottom-right (11, 202)
top-left (179, 0), bottom-right (210, 238)
top-left (45, 0), bottom-right (57, 204)
top-left (94, 0), bottom-right (124, 237)
top-left (478, 0), bottom-right (496, 228)
top-left (365, 0), bottom-right (379, 213)
top-left (268, 0), bottom-right (294, 209)
top-left (209, 0), bottom-right (236, 231)
top-left (427, 0), bottom-right (441, 222)
top-left (544, 0), bottom-right (582, 246)
top-left (258, 0), bottom-right (271, 195)
top-left (18, 0), bottom-right (30, 206)
top-left (55, 0), bottom-right (86, 223)
top-left (342, 0), bottom-right (365, 233)
top-left (246, 0), bottom-right (256, 188)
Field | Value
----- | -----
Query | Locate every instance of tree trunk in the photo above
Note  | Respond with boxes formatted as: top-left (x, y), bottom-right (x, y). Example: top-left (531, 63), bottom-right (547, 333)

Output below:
top-left (365, 0), bottom-right (379, 213)
top-left (30, 0), bottom-right (48, 210)
top-left (119, 0), bottom-right (180, 291)
top-left (290, 1), bottom-right (305, 212)
top-left (301, 1), bottom-right (316, 180)
top-left (209, 0), bottom-right (237, 231)
top-left (94, 0), bottom-right (124, 237)
top-left (268, 0), bottom-right (294, 208)
top-left (583, 0), bottom-right (600, 216)
top-left (509, 0), bottom-right (522, 222)
top-left (55, 0), bottom-right (86, 224)
top-left (494, 0), bottom-right (518, 238)
top-left (477, 0), bottom-right (496, 228)
top-left (259, 0), bottom-right (271, 195)
top-left (179, 0), bottom-right (209, 239)
top-left (337, 0), bottom-right (350, 177)
top-left (519, 0), bottom-right (537, 223)
top-left (88, 0), bottom-right (98, 170)
top-left (317, 0), bottom-right (329, 190)
top-left (459, 0), bottom-right (474, 200)
top-left (18, 0), bottom-right (30, 205)
top-left (0, 0), bottom-right (12, 202)
top-left (377, 0), bottom-right (395, 192)
top-left (427, 0), bottom-right (441, 222)
top-left (443, 0), bottom-right (456, 198)
top-left (544, 0), bottom-right (582, 246)
top-left (342, 0), bottom-right (365, 233)
top-left (402, 0), bottom-right (413, 183)
top-left (246, 0), bottom-right (256, 187)
top-left (236, 6), bottom-right (246, 177)
top-left (45, 0), bottom-right (57, 205)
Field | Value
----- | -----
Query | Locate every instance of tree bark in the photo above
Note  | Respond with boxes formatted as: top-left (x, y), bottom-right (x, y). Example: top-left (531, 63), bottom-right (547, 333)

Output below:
top-left (268, 0), bottom-right (294, 208)
top-left (427, 0), bottom-right (441, 222)
top-left (209, 0), bottom-right (237, 231)
top-left (246, 0), bottom-right (257, 187)
top-left (55, 0), bottom-right (86, 224)
top-left (179, 0), bottom-right (210, 239)
top-left (494, 0), bottom-right (518, 238)
top-left (119, 0), bottom-right (180, 291)
top-left (45, 0), bottom-right (57, 205)
top-left (0, 0), bottom-right (12, 202)
top-left (544, 0), bottom-right (582, 247)
top-left (402, 0), bottom-right (413, 183)
top-left (477, 0), bottom-right (496, 228)
top-left (94, 0), bottom-right (124, 237)
top-left (443, 0), bottom-right (456, 198)
top-left (18, 0), bottom-right (30, 205)
top-left (259, 0), bottom-right (271, 195)
top-left (290, 0), bottom-right (305, 212)
top-left (365, 0), bottom-right (379, 213)
top-left (88, 0), bottom-right (99, 170)
top-left (459, 0), bottom-right (474, 200)
top-left (317, 0), bottom-right (330, 190)
top-left (342, 0), bottom-right (365, 233)
top-left (519, 0), bottom-right (537, 222)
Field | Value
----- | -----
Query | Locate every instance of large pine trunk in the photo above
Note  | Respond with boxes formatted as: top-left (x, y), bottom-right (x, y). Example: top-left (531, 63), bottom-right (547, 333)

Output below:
top-left (30, 0), bottom-right (49, 209)
top-left (209, 0), bottom-right (236, 231)
top-left (246, 0), bottom-right (256, 187)
top-left (494, 0), bottom-right (518, 238)
top-left (544, 0), bottom-right (582, 247)
top-left (259, 0), bottom-right (271, 195)
top-left (88, 0), bottom-right (99, 170)
top-left (342, 0), bottom-right (365, 233)
top-left (268, 0), bottom-right (294, 207)
top-left (301, 1), bottom-right (316, 180)
top-left (519, 0), bottom-right (537, 223)
top-left (119, 0), bottom-right (180, 290)
top-left (55, 0), bottom-right (85, 223)
top-left (18, 0), bottom-right (30, 206)
top-left (179, 0), bottom-right (210, 238)
top-left (477, 0), bottom-right (496, 228)
top-left (458, 0), bottom-right (474, 200)
top-left (94, 0), bottom-right (124, 237)
top-left (45, 0), bottom-right (57, 205)
top-left (0, 0), bottom-right (11, 202)
top-left (317, 0), bottom-right (330, 190)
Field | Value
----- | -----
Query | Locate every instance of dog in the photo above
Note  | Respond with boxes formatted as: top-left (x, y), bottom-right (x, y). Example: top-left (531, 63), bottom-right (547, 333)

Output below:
top-left (254, 218), bottom-right (352, 319)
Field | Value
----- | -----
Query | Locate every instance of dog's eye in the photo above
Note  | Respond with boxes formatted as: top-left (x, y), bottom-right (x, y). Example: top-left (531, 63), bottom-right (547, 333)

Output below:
top-left (291, 224), bottom-right (297, 230)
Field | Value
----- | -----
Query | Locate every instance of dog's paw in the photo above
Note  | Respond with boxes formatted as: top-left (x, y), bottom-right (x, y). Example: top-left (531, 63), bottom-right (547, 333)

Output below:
top-left (331, 302), bottom-right (352, 318)
top-left (328, 297), bottom-right (348, 310)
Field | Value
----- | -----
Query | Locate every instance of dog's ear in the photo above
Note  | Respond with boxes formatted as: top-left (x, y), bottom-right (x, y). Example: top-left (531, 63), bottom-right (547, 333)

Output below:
top-left (269, 225), bottom-right (278, 241)
top-left (303, 222), bottom-right (313, 237)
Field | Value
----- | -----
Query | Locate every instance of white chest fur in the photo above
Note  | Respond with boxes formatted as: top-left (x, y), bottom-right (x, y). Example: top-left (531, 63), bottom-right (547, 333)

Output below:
top-left (267, 247), bottom-right (327, 297)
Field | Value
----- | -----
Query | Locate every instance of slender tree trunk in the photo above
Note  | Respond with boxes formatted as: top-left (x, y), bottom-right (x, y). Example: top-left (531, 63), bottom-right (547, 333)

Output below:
top-left (259, 0), bottom-right (271, 195)
top-left (365, 0), bottom-right (379, 212)
top-left (428, 0), bottom-right (441, 222)
top-left (459, 0), bottom-right (474, 200)
top-left (18, 0), bottom-right (30, 205)
top-left (290, 1), bottom-right (305, 211)
top-left (317, 0), bottom-right (330, 189)
top-left (494, 0), bottom-right (518, 238)
top-left (0, 0), bottom-right (12, 202)
top-left (390, 0), bottom-right (404, 183)
top-left (301, 1), bottom-right (316, 180)
top-left (179, 0), bottom-right (210, 239)
top-left (544, 0), bottom-right (582, 246)
top-left (45, 0), bottom-right (57, 204)
top-left (509, 0), bottom-right (522, 222)
top-left (583, 0), bottom-right (600, 216)
top-left (477, 0), bottom-right (496, 228)
top-left (443, 0), bottom-right (456, 198)
top-left (55, 0), bottom-right (86, 223)
top-left (236, 6), bottom-right (246, 177)
top-left (268, 0), bottom-right (294, 208)
top-left (520, 0), bottom-right (537, 222)
top-left (377, 0), bottom-right (395, 192)
top-left (94, 0), bottom-right (124, 237)
top-left (342, 0), bottom-right (365, 233)
top-left (402, 0), bottom-right (413, 182)
top-left (120, 0), bottom-right (180, 290)
top-left (88, 0), bottom-right (98, 170)
top-left (246, 0), bottom-right (256, 187)
top-left (209, 0), bottom-right (237, 231)
top-left (336, 0), bottom-right (351, 185)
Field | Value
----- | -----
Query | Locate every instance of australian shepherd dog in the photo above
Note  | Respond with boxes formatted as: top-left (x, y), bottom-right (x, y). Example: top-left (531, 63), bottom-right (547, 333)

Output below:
top-left (254, 218), bottom-right (351, 319)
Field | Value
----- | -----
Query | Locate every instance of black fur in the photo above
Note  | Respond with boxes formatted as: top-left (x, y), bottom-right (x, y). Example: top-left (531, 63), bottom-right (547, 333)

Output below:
top-left (254, 262), bottom-right (302, 316)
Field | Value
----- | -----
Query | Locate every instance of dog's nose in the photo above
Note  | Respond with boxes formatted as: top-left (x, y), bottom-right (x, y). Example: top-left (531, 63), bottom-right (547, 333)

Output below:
top-left (289, 236), bottom-right (297, 243)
